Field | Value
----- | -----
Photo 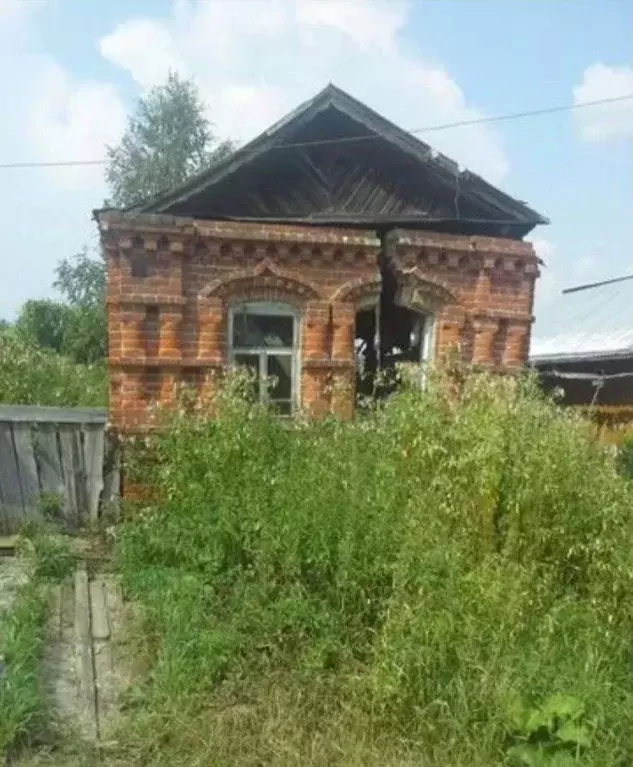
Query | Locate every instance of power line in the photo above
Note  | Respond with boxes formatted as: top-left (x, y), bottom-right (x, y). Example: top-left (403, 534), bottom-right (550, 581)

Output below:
top-left (272, 93), bottom-right (633, 151)
top-left (562, 274), bottom-right (633, 295)
top-left (0, 159), bottom-right (106, 169)
top-left (0, 92), bottom-right (631, 169)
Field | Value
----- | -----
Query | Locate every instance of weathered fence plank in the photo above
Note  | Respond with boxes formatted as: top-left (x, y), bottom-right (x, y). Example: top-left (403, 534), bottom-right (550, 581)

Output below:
top-left (83, 425), bottom-right (104, 522)
top-left (0, 405), bottom-right (107, 424)
top-left (33, 423), bottom-right (65, 499)
top-left (58, 426), bottom-right (79, 528)
top-left (0, 406), bottom-right (119, 534)
top-left (12, 423), bottom-right (41, 519)
top-left (102, 434), bottom-right (120, 513)
top-left (0, 423), bottom-right (24, 533)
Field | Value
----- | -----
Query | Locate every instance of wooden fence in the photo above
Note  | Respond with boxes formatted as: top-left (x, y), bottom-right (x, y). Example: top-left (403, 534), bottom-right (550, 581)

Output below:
top-left (0, 405), bottom-right (120, 535)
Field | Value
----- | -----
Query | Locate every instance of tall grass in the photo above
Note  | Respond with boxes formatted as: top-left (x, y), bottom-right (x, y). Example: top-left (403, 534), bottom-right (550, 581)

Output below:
top-left (116, 369), bottom-right (633, 765)
top-left (0, 524), bottom-right (77, 758)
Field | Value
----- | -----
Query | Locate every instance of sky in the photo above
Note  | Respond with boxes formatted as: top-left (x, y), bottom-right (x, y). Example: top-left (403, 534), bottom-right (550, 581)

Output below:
top-left (0, 0), bottom-right (631, 343)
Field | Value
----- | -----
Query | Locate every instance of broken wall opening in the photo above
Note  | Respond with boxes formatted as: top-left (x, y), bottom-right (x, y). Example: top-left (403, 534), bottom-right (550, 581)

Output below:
top-left (355, 244), bottom-right (433, 401)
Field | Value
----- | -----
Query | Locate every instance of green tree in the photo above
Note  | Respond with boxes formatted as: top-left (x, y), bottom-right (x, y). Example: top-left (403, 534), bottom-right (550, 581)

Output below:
top-left (14, 250), bottom-right (107, 364)
top-left (0, 332), bottom-right (106, 407)
top-left (105, 70), bottom-right (234, 208)
top-left (54, 246), bottom-right (106, 308)
top-left (13, 71), bottom-right (231, 383)
top-left (15, 299), bottom-right (71, 353)
top-left (53, 248), bottom-right (107, 364)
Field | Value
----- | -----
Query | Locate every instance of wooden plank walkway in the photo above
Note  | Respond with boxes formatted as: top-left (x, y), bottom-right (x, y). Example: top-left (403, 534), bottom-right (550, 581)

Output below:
top-left (43, 567), bottom-right (130, 745)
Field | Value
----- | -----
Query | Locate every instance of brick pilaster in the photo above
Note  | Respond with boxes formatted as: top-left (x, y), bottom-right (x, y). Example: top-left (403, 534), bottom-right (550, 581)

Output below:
top-left (504, 321), bottom-right (529, 368)
top-left (303, 300), bottom-right (331, 360)
top-left (331, 303), bottom-right (356, 363)
top-left (472, 318), bottom-right (499, 365)
top-left (120, 308), bottom-right (145, 358)
top-left (158, 308), bottom-right (183, 360)
top-left (197, 297), bottom-right (225, 363)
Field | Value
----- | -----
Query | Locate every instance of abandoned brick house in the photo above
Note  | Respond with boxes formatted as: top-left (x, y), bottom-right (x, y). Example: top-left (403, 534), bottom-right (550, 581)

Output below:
top-left (96, 84), bottom-right (547, 429)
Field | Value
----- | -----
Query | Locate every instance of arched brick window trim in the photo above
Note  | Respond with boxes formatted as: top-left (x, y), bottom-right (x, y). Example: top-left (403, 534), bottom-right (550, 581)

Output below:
top-left (394, 268), bottom-right (457, 313)
top-left (200, 259), bottom-right (323, 303)
top-left (330, 270), bottom-right (382, 305)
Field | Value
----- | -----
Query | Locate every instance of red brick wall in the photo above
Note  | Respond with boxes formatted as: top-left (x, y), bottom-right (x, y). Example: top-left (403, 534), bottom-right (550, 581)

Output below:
top-left (100, 213), bottom-right (538, 429)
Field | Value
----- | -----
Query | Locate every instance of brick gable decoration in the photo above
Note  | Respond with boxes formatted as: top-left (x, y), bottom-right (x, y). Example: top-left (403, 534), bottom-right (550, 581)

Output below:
top-left (96, 85), bottom-right (546, 429)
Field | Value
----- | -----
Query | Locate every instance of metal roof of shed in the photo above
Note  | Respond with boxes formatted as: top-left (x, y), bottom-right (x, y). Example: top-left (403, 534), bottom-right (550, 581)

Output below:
top-left (530, 275), bottom-right (633, 363)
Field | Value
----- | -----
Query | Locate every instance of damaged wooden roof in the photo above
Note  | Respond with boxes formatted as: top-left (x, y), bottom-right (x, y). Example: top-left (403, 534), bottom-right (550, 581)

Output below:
top-left (124, 84), bottom-right (548, 239)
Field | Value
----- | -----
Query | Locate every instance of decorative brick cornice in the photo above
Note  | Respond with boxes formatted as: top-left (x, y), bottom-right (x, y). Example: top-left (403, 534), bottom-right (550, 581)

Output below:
top-left (97, 211), bottom-right (381, 249)
top-left (107, 294), bottom-right (186, 307)
top-left (389, 229), bottom-right (538, 275)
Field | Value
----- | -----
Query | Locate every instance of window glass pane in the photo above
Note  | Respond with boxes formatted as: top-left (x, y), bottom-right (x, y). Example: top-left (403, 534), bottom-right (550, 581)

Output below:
top-left (233, 353), bottom-right (260, 402)
top-left (267, 354), bottom-right (292, 402)
top-left (233, 312), bottom-right (294, 348)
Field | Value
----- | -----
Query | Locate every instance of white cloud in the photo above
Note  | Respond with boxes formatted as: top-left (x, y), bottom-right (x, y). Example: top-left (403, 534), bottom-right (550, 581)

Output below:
top-left (97, 0), bottom-right (509, 184)
top-left (100, 18), bottom-right (187, 90)
top-left (295, 0), bottom-right (408, 52)
top-left (0, 0), bottom-right (31, 26)
top-left (529, 238), bottom-right (559, 316)
top-left (25, 59), bottom-right (127, 189)
top-left (573, 62), bottom-right (633, 142)
top-left (0, 3), bottom-right (126, 318)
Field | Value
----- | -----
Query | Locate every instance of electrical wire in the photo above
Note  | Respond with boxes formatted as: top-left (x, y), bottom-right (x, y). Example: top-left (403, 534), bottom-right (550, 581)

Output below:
top-left (0, 93), bottom-right (631, 169)
top-left (271, 93), bottom-right (633, 151)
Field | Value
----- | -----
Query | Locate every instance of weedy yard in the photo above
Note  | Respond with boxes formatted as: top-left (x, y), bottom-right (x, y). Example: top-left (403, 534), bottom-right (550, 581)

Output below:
top-left (107, 370), bottom-right (633, 766)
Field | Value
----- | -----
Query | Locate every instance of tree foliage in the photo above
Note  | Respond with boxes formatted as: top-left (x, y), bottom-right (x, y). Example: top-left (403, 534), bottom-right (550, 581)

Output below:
top-left (54, 246), bottom-right (106, 309)
top-left (6, 72), bottom-right (231, 405)
top-left (14, 249), bottom-right (107, 365)
top-left (53, 248), bottom-right (107, 364)
top-left (14, 300), bottom-right (70, 353)
top-left (105, 70), bottom-right (234, 208)
top-left (0, 332), bottom-right (107, 406)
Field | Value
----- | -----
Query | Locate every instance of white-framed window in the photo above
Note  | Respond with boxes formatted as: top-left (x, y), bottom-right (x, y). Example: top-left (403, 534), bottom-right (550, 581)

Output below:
top-left (228, 301), bottom-right (300, 415)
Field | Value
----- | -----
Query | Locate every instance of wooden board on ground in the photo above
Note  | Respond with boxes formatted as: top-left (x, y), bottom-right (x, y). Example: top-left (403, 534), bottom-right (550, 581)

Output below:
top-left (74, 567), bottom-right (98, 741)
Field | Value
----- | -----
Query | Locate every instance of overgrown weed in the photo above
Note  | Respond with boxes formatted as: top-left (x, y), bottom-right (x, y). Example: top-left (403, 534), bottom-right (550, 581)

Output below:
top-left (1, 517), bottom-right (78, 758)
top-left (114, 367), bottom-right (633, 765)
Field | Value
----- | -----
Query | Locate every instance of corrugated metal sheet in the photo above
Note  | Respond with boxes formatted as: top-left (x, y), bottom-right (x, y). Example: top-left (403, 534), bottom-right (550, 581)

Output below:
top-left (531, 276), bottom-right (633, 362)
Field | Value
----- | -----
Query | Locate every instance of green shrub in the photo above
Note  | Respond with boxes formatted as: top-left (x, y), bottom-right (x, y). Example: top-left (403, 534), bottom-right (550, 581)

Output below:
top-left (0, 332), bottom-right (107, 406)
top-left (18, 520), bottom-right (78, 581)
top-left (616, 434), bottom-right (633, 479)
top-left (116, 369), bottom-right (633, 765)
